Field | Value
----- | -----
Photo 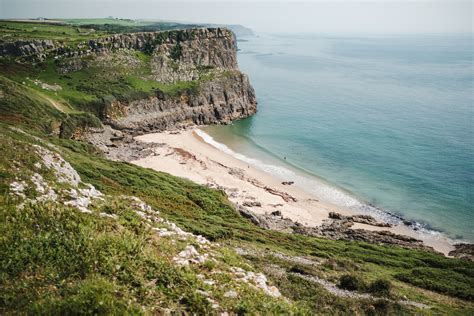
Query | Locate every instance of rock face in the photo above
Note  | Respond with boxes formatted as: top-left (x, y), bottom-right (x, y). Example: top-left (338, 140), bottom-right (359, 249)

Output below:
top-left (0, 28), bottom-right (237, 76)
top-left (239, 208), bottom-right (433, 251)
top-left (106, 71), bottom-right (256, 133)
top-left (1, 27), bottom-right (256, 134)
top-left (0, 39), bottom-right (55, 60)
top-left (449, 244), bottom-right (474, 261)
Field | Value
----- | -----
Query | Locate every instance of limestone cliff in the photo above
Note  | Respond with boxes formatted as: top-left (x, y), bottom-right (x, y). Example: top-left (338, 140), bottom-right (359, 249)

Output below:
top-left (106, 71), bottom-right (256, 133)
top-left (1, 27), bottom-right (257, 133)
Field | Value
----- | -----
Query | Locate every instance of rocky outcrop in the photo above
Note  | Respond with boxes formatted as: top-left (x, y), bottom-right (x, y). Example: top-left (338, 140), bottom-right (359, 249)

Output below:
top-left (4, 27), bottom-right (256, 135)
top-left (328, 212), bottom-right (392, 227)
top-left (239, 208), bottom-right (433, 251)
top-left (104, 71), bottom-right (256, 134)
top-left (1, 28), bottom-right (237, 73)
top-left (0, 39), bottom-right (55, 60)
top-left (449, 244), bottom-right (474, 261)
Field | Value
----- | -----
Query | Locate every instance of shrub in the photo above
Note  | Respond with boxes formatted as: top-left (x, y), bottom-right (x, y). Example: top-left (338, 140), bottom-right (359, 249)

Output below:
top-left (170, 41), bottom-right (182, 61)
top-left (338, 274), bottom-right (366, 291)
top-left (396, 267), bottom-right (474, 301)
top-left (368, 279), bottom-right (392, 297)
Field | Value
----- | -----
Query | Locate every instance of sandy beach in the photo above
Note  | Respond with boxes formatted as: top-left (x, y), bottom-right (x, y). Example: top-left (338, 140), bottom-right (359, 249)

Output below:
top-left (132, 129), bottom-right (455, 255)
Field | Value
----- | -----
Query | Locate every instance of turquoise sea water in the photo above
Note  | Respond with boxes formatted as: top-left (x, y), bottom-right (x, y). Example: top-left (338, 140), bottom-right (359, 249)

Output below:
top-left (204, 33), bottom-right (473, 241)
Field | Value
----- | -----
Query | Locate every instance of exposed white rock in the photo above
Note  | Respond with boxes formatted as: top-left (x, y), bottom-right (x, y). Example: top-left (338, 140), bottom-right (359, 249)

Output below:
top-left (99, 212), bottom-right (118, 219)
top-left (31, 173), bottom-right (58, 202)
top-left (173, 245), bottom-right (209, 266)
top-left (230, 267), bottom-right (281, 298)
top-left (79, 184), bottom-right (103, 199)
top-left (203, 279), bottom-right (216, 286)
top-left (152, 227), bottom-right (175, 237)
top-left (9, 180), bottom-right (27, 198)
top-left (223, 290), bottom-right (238, 298)
top-left (64, 185), bottom-right (103, 213)
top-left (33, 144), bottom-right (81, 186)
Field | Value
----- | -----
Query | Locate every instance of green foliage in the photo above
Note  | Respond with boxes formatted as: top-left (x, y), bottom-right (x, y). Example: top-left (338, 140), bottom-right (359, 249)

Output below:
top-left (0, 19), bottom-right (473, 313)
top-left (339, 274), bottom-right (366, 291)
top-left (0, 76), bottom-right (100, 137)
top-left (0, 75), bottom-right (62, 132)
top-left (0, 19), bottom-right (201, 43)
top-left (396, 267), bottom-right (474, 301)
top-left (368, 279), bottom-right (392, 297)
top-left (0, 20), bottom-right (107, 42)
top-left (170, 41), bottom-right (182, 61)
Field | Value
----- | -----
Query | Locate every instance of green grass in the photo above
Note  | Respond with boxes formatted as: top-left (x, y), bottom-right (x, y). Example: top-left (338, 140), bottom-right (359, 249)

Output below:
top-left (0, 20), bottom-right (473, 313)
top-left (0, 76), bottom-right (101, 137)
top-left (1, 47), bottom-right (218, 122)
top-left (0, 20), bottom-right (107, 42)
top-left (50, 133), bottom-right (474, 304)
top-left (0, 128), bottom-right (300, 314)
top-left (0, 113), bottom-right (472, 313)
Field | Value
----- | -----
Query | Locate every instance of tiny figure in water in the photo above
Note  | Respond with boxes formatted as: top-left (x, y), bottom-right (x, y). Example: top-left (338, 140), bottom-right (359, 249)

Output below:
top-left (284, 157), bottom-right (287, 160)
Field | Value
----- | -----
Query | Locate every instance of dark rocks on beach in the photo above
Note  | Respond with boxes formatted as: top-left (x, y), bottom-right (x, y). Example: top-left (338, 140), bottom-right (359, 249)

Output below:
top-left (243, 201), bottom-right (262, 207)
top-left (281, 181), bottom-right (294, 185)
top-left (328, 212), bottom-right (392, 228)
top-left (238, 207), bottom-right (261, 226)
top-left (238, 209), bottom-right (432, 251)
top-left (85, 125), bottom-right (158, 161)
top-left (270, 210), bottom-right (282, 217)
top-left (329, 212), bottom-right (343, 220)
top-left (448, 244), bottom-right (474, 261)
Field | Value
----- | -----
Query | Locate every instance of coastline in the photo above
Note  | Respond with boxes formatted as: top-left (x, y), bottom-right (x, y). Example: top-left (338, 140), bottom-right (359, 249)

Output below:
top-left (132, 128), bottom-right (456, 255)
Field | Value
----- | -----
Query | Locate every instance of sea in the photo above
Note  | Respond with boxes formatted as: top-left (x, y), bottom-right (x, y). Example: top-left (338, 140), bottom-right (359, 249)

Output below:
top-left (202, 33), bottom-right (474, 242)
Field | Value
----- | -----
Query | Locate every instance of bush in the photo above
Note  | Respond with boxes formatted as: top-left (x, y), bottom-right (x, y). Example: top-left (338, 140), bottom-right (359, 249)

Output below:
top-left (369, 279), bottom-right (392, 297)
top-left (338, 274), bottom-right (366, 291)
top-left (396, 267), bottom-right (474, 301)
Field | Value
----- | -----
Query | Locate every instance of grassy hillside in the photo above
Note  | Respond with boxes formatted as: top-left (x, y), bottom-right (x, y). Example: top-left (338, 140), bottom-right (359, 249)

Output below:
top-left (0, 79), bottom-right (473, 314)
top-left (0, 21), bottom-right (473, 314)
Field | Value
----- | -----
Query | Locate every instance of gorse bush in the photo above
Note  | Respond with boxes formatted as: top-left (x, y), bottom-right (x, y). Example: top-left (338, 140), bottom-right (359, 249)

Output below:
top-left (368, 279), bottom-right (392, 297)
top-left (338, 274), bottom-right (366, 291)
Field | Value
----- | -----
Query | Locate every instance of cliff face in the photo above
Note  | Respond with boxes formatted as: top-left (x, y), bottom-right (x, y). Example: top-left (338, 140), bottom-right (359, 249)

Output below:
top-left (98, 28), bottom-right (256, 132)
top-left (1, 28), bottom-right (256, 133)
top-left (106, 72), bottom-right (256, 133)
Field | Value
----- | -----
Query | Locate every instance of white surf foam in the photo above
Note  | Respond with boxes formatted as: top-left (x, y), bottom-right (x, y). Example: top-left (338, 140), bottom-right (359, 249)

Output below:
top-left (196, 129), bottom-right (458, 245)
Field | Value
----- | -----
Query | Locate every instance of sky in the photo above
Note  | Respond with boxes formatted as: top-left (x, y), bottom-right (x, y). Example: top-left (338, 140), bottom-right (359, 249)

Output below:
top-left (1, 0), bottom-right (472, 34)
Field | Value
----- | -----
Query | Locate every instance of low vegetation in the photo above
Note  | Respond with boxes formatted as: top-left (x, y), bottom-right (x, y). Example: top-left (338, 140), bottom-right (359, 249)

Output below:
top-left (0, 20), bottom-right (472, 314)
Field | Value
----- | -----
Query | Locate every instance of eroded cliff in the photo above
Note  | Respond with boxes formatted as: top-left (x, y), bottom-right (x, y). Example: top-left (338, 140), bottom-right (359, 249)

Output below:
top-left (1, 28), bottom-right (257, 134)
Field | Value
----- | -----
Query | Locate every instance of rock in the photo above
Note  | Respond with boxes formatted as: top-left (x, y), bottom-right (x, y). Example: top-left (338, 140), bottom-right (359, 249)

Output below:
top-left (173, 245), bottom-right (206, 266)
top-left (224, 290), bottom-right (238, 298)
top-left (270, 210), bottom-right (282, 217)
top-left (239, 207), bottom-right (261, 226)
top-left (328, 212), bottom-right (391, 228)
top-left (230, 267), bottom-right (281, 298)
top-left (281, 181), bottom-right (294, 185)
top-left (243, 201), bottom-right (262, 207)
top-left (329, 212), bottom-right (343, 219)
top-left (85, 125), bottom-right (158, 161)
top-left (449, 244), bottom-right (474, 261)
top-left (230, 209), bottom-right (435, 251)
top-left (33, 144), bottom-right (81, 186)
top-left (5, 28), bottom-right (257, 136)
top-left (106, 72), bottom-right (256, 133)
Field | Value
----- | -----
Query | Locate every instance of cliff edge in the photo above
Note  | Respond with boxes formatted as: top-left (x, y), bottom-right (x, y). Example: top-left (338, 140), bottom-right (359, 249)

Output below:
top-left (1, 27), bottom-right (257, 134)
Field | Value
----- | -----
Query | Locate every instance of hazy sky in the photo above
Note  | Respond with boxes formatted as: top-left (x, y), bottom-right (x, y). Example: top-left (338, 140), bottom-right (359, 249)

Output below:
top-left (1, 0), bottom-right (472, 34)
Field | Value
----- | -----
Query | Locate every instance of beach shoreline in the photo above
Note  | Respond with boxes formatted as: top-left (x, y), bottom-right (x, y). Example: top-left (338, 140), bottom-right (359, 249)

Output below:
top-left (132, 128), bottom-right (456, 255)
